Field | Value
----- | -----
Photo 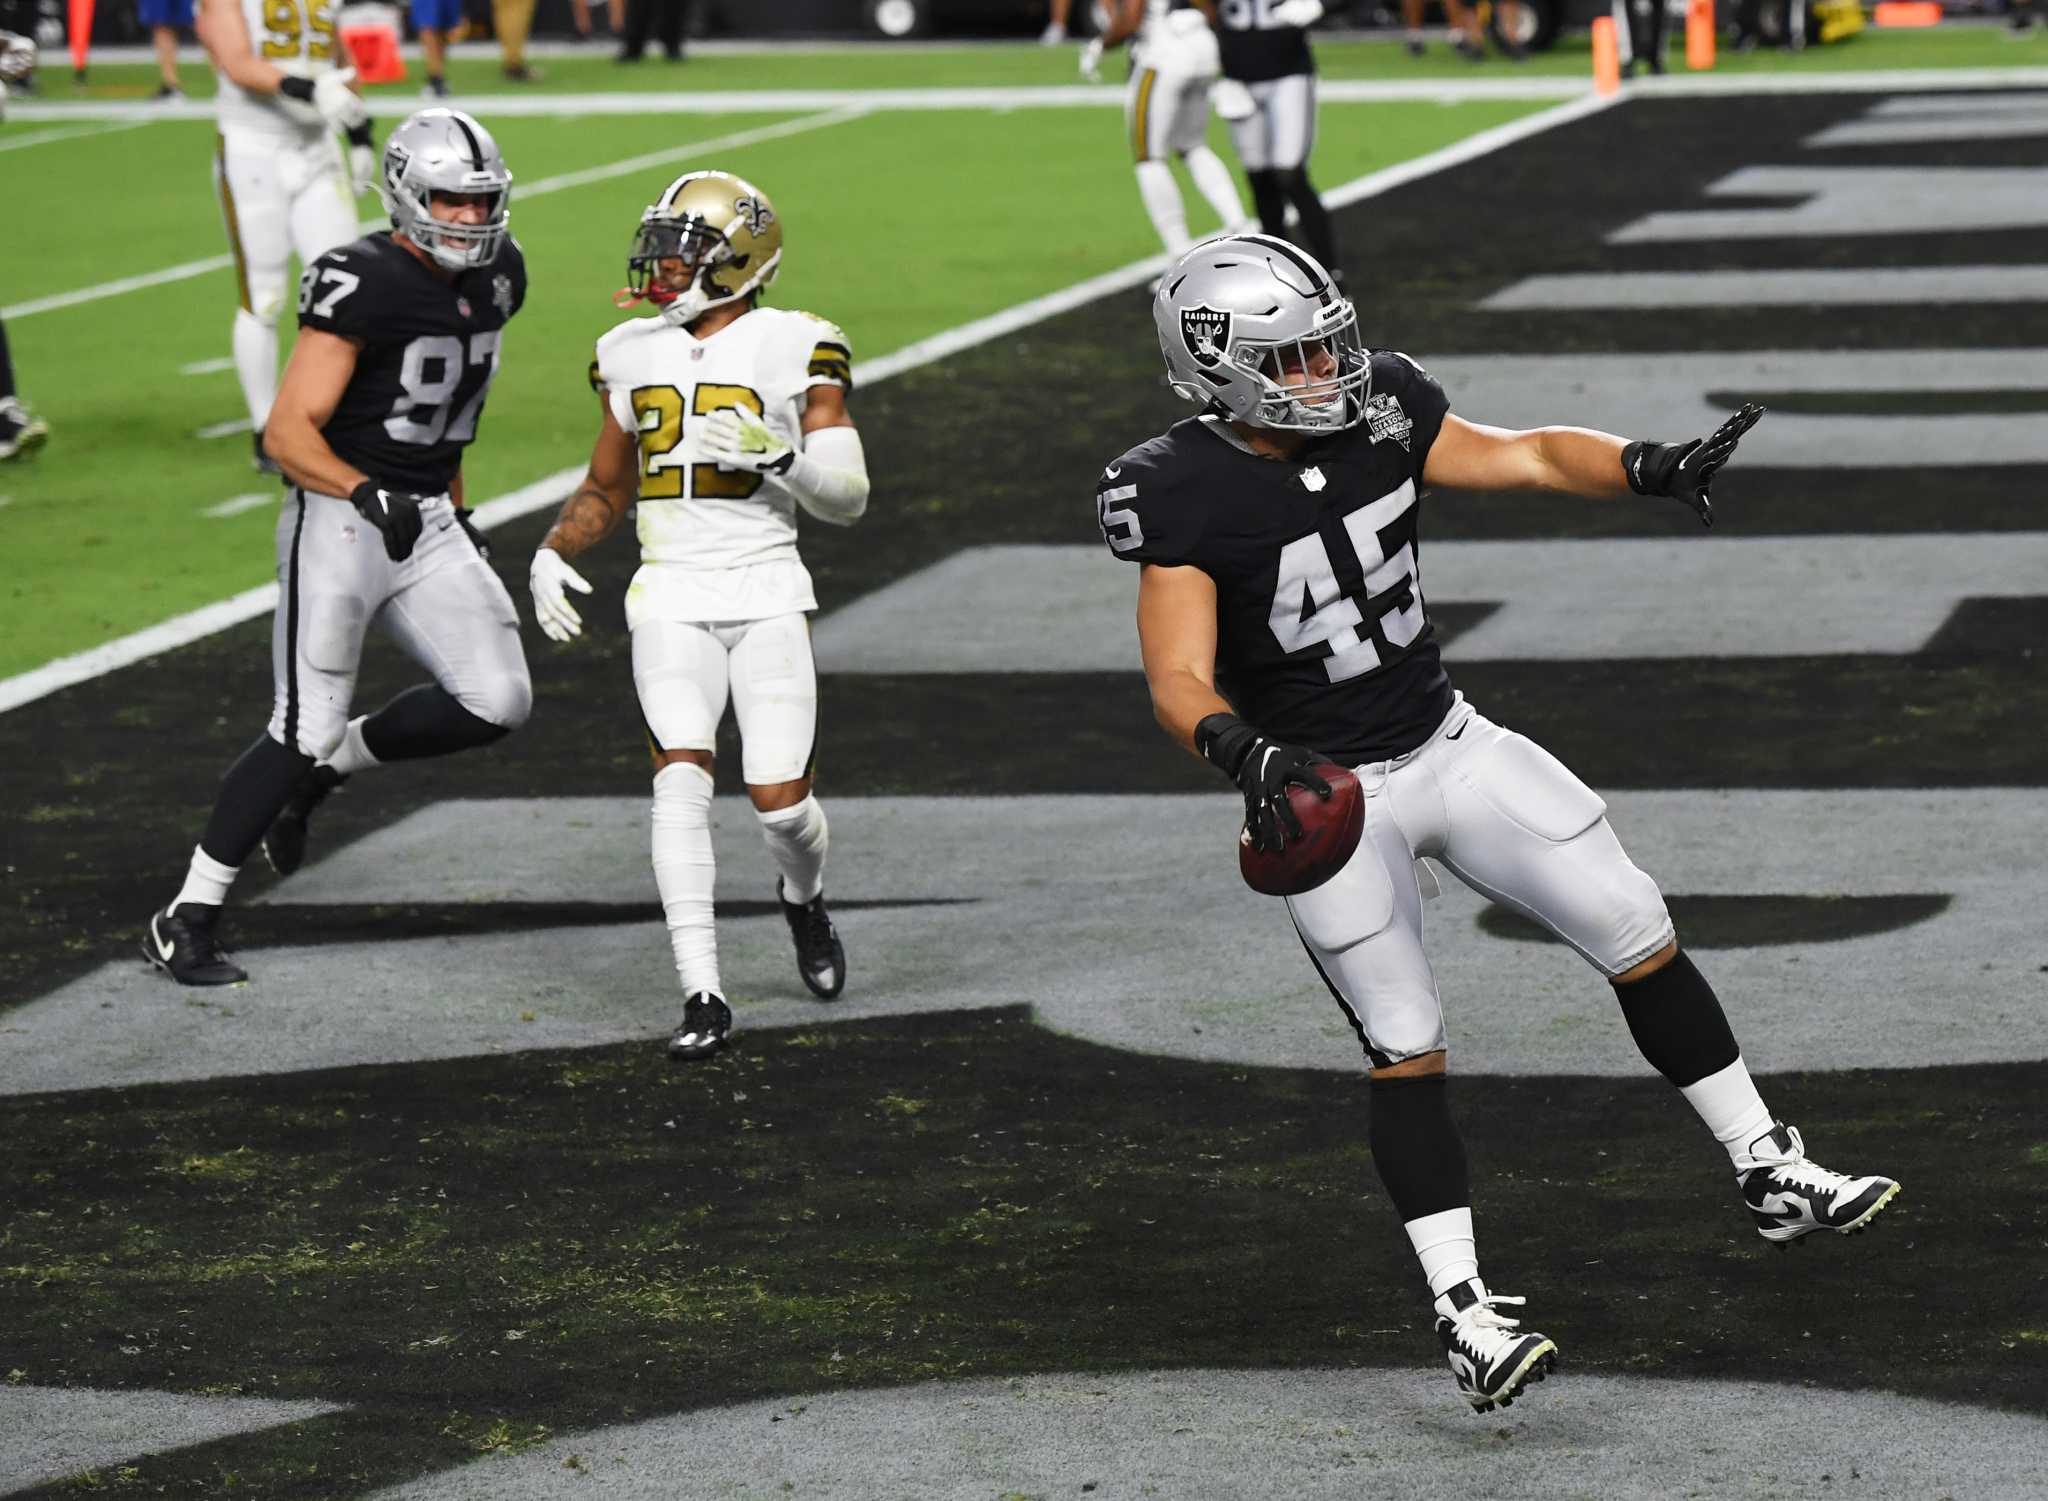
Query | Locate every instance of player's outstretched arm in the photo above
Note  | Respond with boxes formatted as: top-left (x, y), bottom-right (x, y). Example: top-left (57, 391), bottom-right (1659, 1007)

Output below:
top-left (529, 406), bottom-right (638, 642)
top-left (1421, 405), bottom-right (1765, 527)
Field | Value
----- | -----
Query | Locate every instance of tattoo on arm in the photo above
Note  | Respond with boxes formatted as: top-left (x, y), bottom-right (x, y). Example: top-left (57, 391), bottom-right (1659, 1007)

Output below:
top-left (541, 484), bottom-right (628, 560)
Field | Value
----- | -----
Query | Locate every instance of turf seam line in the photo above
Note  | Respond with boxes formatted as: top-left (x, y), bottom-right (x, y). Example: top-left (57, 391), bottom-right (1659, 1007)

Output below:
top-left (0, 91), bottom-right (1612, 717)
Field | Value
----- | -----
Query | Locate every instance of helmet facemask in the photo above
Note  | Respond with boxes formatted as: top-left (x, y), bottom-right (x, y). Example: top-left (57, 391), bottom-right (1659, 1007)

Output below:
top-left (403, 188), bottom-right (510, 271)
top-left (624, 216), bottom-right (735, 326)
top-left (1233, 300), bottom-right (1372, 434)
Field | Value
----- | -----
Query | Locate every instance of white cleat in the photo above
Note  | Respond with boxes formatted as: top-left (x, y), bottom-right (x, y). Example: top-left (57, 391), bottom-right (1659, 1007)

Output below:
top-left (1433, 1279), bottom-right (1558, 1413)
top-left (1737, 1122), bottom-right (1900, 1246)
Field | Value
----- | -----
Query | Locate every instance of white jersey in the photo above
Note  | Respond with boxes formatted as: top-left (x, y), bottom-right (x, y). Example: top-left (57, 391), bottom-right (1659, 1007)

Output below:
top-left (1134, 0), bottom-right (1220, 77)
top-left (214, 0), bottom-right (342, 143)
top-left (594, 304), bottom-right (853, 625)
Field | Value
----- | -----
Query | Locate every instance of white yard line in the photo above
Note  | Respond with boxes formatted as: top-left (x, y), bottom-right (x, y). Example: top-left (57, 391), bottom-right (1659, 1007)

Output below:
top-left (0, 109), bottom-right (863, 323)
top-left (0, 118), bottom-right (152, 152)
top-left (179, 356), bottom-right (237, 375)
top-left (194, 417), bottom-right (254, 439)
top-left (201, 493), bottom-right (277, 518)
top-left (0, 91), bottom-right (1611, 716)
top-left (7, 66), bottom-right (2044, 125)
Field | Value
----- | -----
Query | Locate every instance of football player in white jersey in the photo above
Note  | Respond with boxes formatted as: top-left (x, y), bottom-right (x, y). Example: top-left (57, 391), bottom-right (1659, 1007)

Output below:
top-left (197, 0), bottom-right (375, 473)
top-left (1083, 0), bottom-right (1245, 260)
top-left (529, 170), bottom-right (871, 1062)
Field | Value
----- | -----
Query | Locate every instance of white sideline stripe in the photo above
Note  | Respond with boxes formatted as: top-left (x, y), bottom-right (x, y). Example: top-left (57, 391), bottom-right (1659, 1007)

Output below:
top-left (202, 492), bottom-right (277, 518)
top-left (0, 109), bottom-right (859, 323)
top-left (0, 118), bottom-right (150, 152)
top-left (180, 356), bottom-right (237, 374)
top-left (0, 91), bottom-right (1610, 717)
top-left (1480, 264), bottom-right (2048, 310)
top-left (8, 66), bottom-right (2047, 125)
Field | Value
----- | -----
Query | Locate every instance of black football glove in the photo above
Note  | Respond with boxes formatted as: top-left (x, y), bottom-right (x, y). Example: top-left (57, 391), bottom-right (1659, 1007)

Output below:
top-left (348, 479), bottom-right (427, 562)
top-left (1621, 402), bottom-right (1765, 529)
top-left (1195, 711), bottom-right (1332, 855)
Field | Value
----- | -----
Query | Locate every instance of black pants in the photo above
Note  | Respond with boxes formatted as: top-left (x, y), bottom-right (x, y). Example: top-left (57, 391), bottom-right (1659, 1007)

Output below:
top-left (621, 0), bottom-right (691, 57)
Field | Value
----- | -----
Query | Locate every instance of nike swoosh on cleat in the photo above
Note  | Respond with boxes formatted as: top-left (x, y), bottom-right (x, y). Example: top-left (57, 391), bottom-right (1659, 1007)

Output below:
top-left (152, 917), bottom-right (175, 962)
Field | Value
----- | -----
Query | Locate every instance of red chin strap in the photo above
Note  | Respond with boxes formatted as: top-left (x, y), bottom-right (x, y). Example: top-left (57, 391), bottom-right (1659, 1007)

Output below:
top-left (613, 284), bottom-right (680, 310)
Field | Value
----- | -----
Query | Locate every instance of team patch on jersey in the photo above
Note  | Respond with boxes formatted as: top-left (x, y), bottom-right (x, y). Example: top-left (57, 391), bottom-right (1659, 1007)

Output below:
top-left (1364, 392), bottom-right (1413, 450)
top-left (808, 341), bottom-right (853, 390)
top-left (1181, 306), bottom-right (1233, 368)
top-left (493, 274), bottom-right (515, 319)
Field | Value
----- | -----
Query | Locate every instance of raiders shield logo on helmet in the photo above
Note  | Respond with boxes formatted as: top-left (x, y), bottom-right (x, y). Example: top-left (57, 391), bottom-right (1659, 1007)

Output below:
top-left (1181, 305), bottom-right (1232, 369)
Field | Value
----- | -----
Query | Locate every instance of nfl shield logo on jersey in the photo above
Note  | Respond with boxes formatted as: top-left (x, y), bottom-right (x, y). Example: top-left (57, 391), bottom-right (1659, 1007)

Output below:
top-left (1180, 305), bottom-right (1232, 368)
top-left (1365, 391), bottom-right (1414, 450)
top-left (456, 296), bottom-right (473, 320)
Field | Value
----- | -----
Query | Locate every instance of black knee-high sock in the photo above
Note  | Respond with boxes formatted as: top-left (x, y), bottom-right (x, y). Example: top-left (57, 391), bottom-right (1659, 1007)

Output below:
top-left (199, 733), bottom-right (316, 867)
top-left (0, 315), bottom-right (16, 402)
top-left (1282, 168), bottom-right (1340, 274)
top-left (359, 684), bottom-right (509, 762)
top-left (1246, 169), bottom-right (1289, 241)
top-left (1368, 1074), bottom-right (1471, 1221)
top-left (1612, 949), bottom-right (1740, 1087)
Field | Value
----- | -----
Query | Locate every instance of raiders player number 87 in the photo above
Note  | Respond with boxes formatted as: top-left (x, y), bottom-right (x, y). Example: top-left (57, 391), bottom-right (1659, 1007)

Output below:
top-left (144, 109), bottom-right (533, 987)
top-left (1102, 234), bottom-right (1900, 1415)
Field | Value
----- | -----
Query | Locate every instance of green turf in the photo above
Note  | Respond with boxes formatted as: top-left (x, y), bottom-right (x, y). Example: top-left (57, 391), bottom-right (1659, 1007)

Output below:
top-left (0, 97), bottom-right (1541, 678)
top-left (42, 25), bottom-right (2047, 100)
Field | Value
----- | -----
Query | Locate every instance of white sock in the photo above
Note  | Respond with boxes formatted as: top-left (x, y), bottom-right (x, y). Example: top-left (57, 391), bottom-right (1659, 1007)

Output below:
top-left (1680, 1056), bottom-right (1777, 1169)
top-left (651, 762), bottom-right (721, 997)
top-left (1405, 1207), bottom-right (1480, 1299)
top-left (324, 716), bottom-right (381, 778)
top-left (759, 795), bottom-right (828, 905)
top-left (1134, 159), bottom-right (1192, 256)
top-left (172, 846), bottom-right (240, 912)
top-left (232, 309), bottom-right (281, 433)
top-left (1183, 145), bottom-right (1244, 229)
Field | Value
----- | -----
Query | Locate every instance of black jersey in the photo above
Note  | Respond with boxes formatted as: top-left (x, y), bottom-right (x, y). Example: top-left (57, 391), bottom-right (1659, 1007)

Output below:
top-left (1215, 1), bottom-right (1314, 82)
top-left (1098, 351), bottom-right (1454, 763)
top-left (295, 231), bottom-right (527, 495)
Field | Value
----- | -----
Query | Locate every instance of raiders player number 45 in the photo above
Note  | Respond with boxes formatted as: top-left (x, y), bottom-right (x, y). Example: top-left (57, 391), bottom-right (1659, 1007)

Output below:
top-left (144, 109), bottom-right (534, 988)
top-left (1101, 233), bottom-right (1901, 1415)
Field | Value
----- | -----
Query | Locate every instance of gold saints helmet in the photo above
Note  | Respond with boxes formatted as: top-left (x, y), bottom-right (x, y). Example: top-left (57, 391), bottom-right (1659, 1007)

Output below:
top-left (623, 169), bottom-right (784, 327)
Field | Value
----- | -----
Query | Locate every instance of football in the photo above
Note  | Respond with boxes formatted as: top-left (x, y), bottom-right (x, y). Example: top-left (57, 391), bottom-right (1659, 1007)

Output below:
top-left (1238, 762), bottom-right (1365, 897)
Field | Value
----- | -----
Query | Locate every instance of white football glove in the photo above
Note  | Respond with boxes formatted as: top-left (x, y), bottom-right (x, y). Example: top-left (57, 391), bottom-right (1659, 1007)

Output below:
top-left (696, 407), bottom-right (793, 476)
top-left (1272, 0), bottom-right (1325, 24)
top-left (0, 29), bottom-right (38, 81)
top-left (1212, 77), bottom-right (1255, 122)
top-left (528, 547), bottom-right (593, 643)
top-left (348, 142), bottom-right (376, 196)
top-left (1078, 36), bottom-right (1104, 82)
top-left (313, 66), bottom-right (369, 132)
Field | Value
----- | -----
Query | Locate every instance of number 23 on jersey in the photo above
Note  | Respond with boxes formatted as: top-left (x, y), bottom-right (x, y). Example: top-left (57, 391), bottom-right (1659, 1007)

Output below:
top-left (631, 384), bottom-right (767, 501)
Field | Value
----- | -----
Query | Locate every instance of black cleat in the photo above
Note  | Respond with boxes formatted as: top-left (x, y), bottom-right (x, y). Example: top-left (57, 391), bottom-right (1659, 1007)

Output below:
top-left (667, 991), bottom-right (732, 1060)
top-left (142, 905), bottom-right (247, 986)
top-left (779, 881), bottom-right (846, 999)
top-left (1736, 1122), bottom-right (1900, 1244)
top-left (262, 765), bottom-right (343, 877)
top-left (1435, 1279), bottom-right (1559, 1413)
top-left (0, 398), bottom-right (49, 461)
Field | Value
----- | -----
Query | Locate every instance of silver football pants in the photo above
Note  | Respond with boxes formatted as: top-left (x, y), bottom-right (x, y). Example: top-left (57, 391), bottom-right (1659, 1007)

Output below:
top-left (1287, 694), bottom-right (1674, 1068)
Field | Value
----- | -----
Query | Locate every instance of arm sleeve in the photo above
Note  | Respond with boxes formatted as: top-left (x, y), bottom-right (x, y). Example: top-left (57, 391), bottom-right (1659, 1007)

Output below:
top-left (1095, 450), bottom-right (1201, 567)
top-left (295, 250), bottom-right (378, 339)
top-left (801, 317), bottom-right (854, 394)
top-left (786, 425), bottom-right (869, 525)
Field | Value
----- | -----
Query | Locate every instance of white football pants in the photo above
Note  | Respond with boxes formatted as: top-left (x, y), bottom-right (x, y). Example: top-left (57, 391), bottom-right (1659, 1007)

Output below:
top-left (1287, 695), bottom-right (1673, 1068)
top-left (631, 613), bottom-right (818, 786)
top-left (213, 130), bottom-right (358, 432)
top-left (1228, 72), bottom-right (1317, 172)
top-left (267, 490), bottom-right (532, 761)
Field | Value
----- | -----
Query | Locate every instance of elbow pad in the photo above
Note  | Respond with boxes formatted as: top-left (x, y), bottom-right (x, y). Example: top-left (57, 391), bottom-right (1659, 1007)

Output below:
top-left (785, 424), bottom-right (869, 526)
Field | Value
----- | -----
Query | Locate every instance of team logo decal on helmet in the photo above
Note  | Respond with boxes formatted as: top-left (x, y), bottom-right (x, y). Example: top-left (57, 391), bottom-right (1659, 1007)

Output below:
top-left (1180, 306), bottom-right (1233, 369)
top-left (732, 195), bottom-right (776, 237)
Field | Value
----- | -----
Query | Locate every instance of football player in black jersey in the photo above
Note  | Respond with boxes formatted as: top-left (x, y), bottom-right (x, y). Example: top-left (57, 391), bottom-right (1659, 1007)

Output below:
top-left (144, 108), bottom-right (532, 986)
top-left (1100, 234), bottom-right (1900, 1414)
top-left (1195, 0), bottom-right (1340, 278)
